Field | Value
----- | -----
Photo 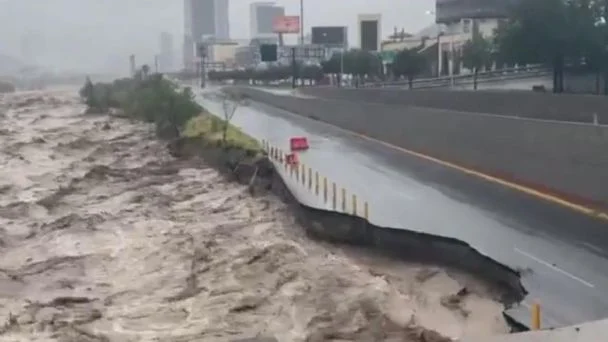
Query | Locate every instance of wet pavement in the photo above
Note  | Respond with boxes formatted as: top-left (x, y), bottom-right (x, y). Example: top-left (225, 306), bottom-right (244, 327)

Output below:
top-left (196, 88), bottom-right (608, 329)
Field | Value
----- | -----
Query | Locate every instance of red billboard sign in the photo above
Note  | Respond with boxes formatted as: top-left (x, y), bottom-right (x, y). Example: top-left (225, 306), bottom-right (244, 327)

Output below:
top-left (273, 16), bottom-right (300, 34)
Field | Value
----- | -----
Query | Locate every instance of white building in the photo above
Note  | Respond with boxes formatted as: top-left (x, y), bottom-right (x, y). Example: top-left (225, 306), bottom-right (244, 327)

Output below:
top-left (437, 18), bottom-right (502, 76)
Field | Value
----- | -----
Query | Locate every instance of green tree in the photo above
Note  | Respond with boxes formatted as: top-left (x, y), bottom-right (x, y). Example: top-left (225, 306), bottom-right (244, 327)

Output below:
top-left (494, 0), bottom-right (600, 93)
top-left (346, 50), bottom-right (382, 84)
top-left (461, 30), bottom-right (493, 90)
top-left (392, 47), bottom-right (427, 89)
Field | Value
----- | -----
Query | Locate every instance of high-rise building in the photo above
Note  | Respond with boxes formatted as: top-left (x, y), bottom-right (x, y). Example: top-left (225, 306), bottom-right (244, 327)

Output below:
top-left (159, 32), bottom-right (174, 72)
top-left (184, 0), bottom-right (230, 42)
top-left (249, 2), bottom-right (285, 39)
top-left (183, 34), bottom-right (195, 71)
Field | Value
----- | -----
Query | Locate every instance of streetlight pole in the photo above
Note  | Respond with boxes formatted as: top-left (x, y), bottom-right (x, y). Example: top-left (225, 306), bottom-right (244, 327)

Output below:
top-left (299, 0), bottom-right (304, 45)
top-left (340, 49), bottom-right (344, 87)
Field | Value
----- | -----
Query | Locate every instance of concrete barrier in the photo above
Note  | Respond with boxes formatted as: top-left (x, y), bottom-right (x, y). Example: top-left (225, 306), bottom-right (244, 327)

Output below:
top-left (229, 87), bottom-right (608, 211)
top-left (298, 87), bottom-right (608, 124)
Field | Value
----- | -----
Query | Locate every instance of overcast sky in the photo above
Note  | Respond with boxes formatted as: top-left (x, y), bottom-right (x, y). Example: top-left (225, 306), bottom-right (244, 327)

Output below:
top-left (0, 0), bottom-right (434, 73)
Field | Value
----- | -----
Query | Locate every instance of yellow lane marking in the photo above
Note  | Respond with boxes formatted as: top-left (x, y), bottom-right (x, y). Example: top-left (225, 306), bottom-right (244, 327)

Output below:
top-left (295, 112), bottom-right (608, 222)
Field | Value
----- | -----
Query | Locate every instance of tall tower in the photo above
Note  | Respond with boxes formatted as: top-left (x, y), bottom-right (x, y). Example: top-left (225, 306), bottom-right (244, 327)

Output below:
top-left (250, 2), bottom-right (285, 40)
top-left (184, 0), bottom-right (230, 42)
top-left (159, 32), bottom-right (174, 72)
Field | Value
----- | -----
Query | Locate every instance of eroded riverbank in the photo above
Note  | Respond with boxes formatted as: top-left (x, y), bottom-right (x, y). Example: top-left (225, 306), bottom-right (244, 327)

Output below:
top-left (0, 89), bottom-right (508, 341)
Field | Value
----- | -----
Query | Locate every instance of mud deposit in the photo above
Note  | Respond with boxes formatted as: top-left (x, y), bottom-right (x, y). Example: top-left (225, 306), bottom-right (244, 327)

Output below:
top-left (0, 90), bottom-right (508, 341)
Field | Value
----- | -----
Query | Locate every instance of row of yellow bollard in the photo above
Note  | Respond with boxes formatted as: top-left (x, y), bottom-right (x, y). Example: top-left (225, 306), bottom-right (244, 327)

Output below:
top-left (261, 140), bottom-right (546, 331)
top-left (262, 140), bottom-right (369, 221)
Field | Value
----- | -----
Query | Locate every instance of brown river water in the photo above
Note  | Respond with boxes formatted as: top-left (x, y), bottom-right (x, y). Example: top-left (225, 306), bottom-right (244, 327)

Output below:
top-left (0, 89), bottom-right (507, 341)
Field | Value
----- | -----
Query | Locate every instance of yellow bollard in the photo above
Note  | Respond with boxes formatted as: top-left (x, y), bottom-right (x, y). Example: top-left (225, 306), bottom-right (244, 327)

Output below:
top-left (323, 177), bottom-right (328, 202)
top-left (295, 163), bottom-right (299, 181)
top-left (315, 172), bottom-right (319, 195)
top-left (332, 182), bottom-right (337, 209)
top-left (341, 188), bottom-right (346, 212)
top-left (301, 164), bottom-right (306, 185)
top-left (531, 302), bottom-right (541, 330)
top-left (352, 194), bottom-right (357, 215)
top-left (364, 202), bottom-right (369, 220)
top-left (308, 168), bottom-right (312, 190)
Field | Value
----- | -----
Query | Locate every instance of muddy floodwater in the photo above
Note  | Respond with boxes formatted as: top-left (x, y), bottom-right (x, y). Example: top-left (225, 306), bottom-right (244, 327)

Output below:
top-left (0, 89), bottom-right (508, 342)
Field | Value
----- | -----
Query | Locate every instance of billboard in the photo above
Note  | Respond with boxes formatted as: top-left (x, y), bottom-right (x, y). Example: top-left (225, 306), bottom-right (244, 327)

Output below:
top-left (311, 26), bottom-right (347, 46)
top-left (273, 15), bottom-right (300, 34)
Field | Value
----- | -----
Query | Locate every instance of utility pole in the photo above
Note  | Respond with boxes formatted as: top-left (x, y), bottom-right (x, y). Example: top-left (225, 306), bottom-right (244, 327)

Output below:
top-left (299, 0), bottom-right (304, 45)
top-left (339, 48), bottom-right (344, 87)
top-left (291, 47), bottom-right (298, 89)
top-left (201, 55), bottom-right (206, 88)
top-left (129, 54), bottom-right (136, 77)
top-left (198, 43), bottom-right (207, 88)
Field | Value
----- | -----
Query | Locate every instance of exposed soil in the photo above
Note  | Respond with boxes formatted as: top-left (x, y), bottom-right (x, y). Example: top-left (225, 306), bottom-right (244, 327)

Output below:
top-left (0, 89), bottom-right (508, 341)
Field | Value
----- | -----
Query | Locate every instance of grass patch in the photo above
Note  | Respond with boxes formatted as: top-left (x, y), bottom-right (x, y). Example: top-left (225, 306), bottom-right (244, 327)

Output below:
top-left (183, 112), bottom-right (262, 153)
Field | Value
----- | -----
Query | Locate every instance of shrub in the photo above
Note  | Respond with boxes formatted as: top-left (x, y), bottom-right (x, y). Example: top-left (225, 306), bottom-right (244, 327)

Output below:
top-left (80, 70), bottom-right (202, 139)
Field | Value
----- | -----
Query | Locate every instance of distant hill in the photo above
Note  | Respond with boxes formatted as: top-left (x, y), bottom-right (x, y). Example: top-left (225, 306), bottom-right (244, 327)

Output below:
top-left (0, 54), bottom-right (25, 75)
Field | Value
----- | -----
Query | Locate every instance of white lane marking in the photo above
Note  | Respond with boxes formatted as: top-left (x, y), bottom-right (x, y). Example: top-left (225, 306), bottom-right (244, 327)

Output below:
top-left (579, 241), bottom-right (605, 255)
top-left (514, 247), bottom-right (595, 288)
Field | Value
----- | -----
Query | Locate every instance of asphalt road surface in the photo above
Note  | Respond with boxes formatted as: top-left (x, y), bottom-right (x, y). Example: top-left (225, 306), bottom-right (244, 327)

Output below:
top-left (197, 89), bottom-right (608, 329)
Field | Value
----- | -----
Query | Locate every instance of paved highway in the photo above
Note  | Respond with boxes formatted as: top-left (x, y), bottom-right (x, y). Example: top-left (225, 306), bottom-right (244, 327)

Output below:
top-left (196, 88), bottom-right (608, 329)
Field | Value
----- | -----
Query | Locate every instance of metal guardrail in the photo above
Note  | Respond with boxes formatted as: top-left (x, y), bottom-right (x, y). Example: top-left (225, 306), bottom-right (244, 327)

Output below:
top-left (361, 64), bottom-right (551, 89)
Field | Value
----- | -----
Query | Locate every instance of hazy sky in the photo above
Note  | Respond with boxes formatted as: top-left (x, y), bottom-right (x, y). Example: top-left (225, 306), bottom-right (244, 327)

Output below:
top-left (0, 0), bottom-right (434, 73)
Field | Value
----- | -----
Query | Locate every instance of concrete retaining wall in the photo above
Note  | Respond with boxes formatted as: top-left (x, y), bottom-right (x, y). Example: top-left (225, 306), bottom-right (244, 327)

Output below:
top-left (298, 87), bottom-right (608, 124)
top-left (229, 87), bottom-right (608, 210)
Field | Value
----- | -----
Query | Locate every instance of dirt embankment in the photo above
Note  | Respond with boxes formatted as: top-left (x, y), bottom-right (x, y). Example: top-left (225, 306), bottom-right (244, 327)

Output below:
top-left (0, 89), bottom-right (508, 341)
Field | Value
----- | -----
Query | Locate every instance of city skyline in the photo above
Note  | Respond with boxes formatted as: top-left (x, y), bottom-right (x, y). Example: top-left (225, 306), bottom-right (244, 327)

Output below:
top-left (0, 0), bottom-right (433, 73)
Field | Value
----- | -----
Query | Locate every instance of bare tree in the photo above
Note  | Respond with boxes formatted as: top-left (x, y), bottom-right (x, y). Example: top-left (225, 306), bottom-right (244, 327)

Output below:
top-left (219, 92), bottom-right (248, 144)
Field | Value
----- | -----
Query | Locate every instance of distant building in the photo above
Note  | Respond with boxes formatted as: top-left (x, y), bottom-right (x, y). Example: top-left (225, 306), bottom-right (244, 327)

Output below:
top-left (235, 46), bottom-right (256, 68)
top-left (159, 32), bottom-right (174, 72)
top-left (20, 31), bottom-right (44, 64)
top-left (435, 0), bottom-right (511, 76)
top-left (358, 14), bottom-right (382, 52)
top-left (206, 41), bottom-right (239, 69)
top-left (250, 2), bottom-right (285, 39)
top-left (183, 0), bottom-right (230, 71)
top-left (435, 0), bottom-right (511, 24)
top-left (184, 0), bottom-right (230, 42)
top-left (183, 35), bottom-right (195, 71)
